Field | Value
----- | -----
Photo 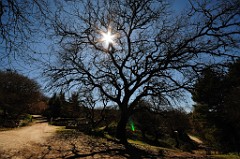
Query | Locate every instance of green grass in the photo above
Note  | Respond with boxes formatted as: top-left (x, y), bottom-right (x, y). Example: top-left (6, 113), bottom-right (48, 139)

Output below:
top-left (18, 114), bottom-right (33, 127)
top-left (55, 126), bottom-right (67, 132)
top-left (211, 154), bottom-right (240, 159)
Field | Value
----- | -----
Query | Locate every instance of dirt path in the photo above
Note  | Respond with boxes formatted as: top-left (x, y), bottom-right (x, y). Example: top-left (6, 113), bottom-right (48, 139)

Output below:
top-left (0, 116), bottom-right (59, 151)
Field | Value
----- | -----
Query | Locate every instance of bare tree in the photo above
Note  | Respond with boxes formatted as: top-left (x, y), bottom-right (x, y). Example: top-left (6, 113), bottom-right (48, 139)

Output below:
top-left (0, 0), bottom-right (49, 60)
top-left (45, 0), bottom-right (240, 143)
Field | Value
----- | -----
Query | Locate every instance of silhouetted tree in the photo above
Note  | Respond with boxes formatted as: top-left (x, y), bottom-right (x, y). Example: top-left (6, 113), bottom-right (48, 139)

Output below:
top-left (66, 92), bottom-right (81, 117)
top-left (47, 93), bottom-right (63, 119)
top-left (0, 70), bottom-right (41, 119)
top-left (69, 92), bottom-right (80, 110)
top-left (46, 0), bottom-right (240, 143)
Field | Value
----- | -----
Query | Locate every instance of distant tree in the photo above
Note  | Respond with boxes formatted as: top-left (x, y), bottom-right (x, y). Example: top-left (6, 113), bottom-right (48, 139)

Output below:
top-left (103, 106), bottom-right (119, 131)
top-left (133, 100), bottom-right (191, 147)
top-left (64, 92), bottom-right (80, 117)
top-left (165, 108), bottom-right (192, 149)
top-left (45, 91), bottom-right (82, 119)
top-left (45, 90), bottom-right (67, 119)
top-left (192, 60), bottom-right (240, 153)
top-left (28, 100), bottom-right (48, 115)
top-left (46, 93), bottom-right (62, 119)
top-left (133, 100), bottom-right (162, 141)
top-left (46, 0), bottom-right (240, 143)
top-left (0, 70), bottom-right (41, 119)
top-left (69, 92), bottom-right (80, 110)
top-left (80, 90), bottom-right (109, 129)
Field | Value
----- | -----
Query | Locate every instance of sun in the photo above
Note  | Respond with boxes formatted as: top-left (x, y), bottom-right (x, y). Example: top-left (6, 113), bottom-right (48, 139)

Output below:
top-left (101, 30), bottom-right (115, 46)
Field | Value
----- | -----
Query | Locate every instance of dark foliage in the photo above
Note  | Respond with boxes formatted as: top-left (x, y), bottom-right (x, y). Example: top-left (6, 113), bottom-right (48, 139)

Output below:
top-left (132, 103), bottom-right (194, 150)
top-left (43, 91), bottom-right (83, 120)
top-left (192, 60), bottom-right (240, 153)
top-left (0, 70), bottom-right (41, 126)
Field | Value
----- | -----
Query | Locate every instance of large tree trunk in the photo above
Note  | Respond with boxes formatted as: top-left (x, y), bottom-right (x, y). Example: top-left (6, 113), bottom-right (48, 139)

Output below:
top-left (116, 109), bottom-right (129, 144)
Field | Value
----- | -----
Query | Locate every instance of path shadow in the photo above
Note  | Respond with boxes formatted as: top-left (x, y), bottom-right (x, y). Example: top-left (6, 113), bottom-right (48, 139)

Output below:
top-left (63, 130), bottom-right (163, 158)
top-left (36, 130), bottom-right (163, 159)
top-left (64, 141), bottom-right (161, 159)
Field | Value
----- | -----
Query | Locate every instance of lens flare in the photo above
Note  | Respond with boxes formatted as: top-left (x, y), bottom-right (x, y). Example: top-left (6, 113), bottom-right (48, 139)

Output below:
top-left (131, 122), bottom-right (135, 132)
top-left (129, 119), bottom-right (135, 132)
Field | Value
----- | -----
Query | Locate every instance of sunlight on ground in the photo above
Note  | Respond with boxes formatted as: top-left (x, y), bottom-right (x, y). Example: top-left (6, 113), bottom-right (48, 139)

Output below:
top-left (188, 134), bottom-right (203, 144)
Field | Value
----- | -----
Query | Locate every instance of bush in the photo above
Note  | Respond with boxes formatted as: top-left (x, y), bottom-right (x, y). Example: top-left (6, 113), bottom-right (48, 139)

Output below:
top-left (19, 120), bottom-right (28, 127)
top-left (180, 143), bottom-right (193, 152)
